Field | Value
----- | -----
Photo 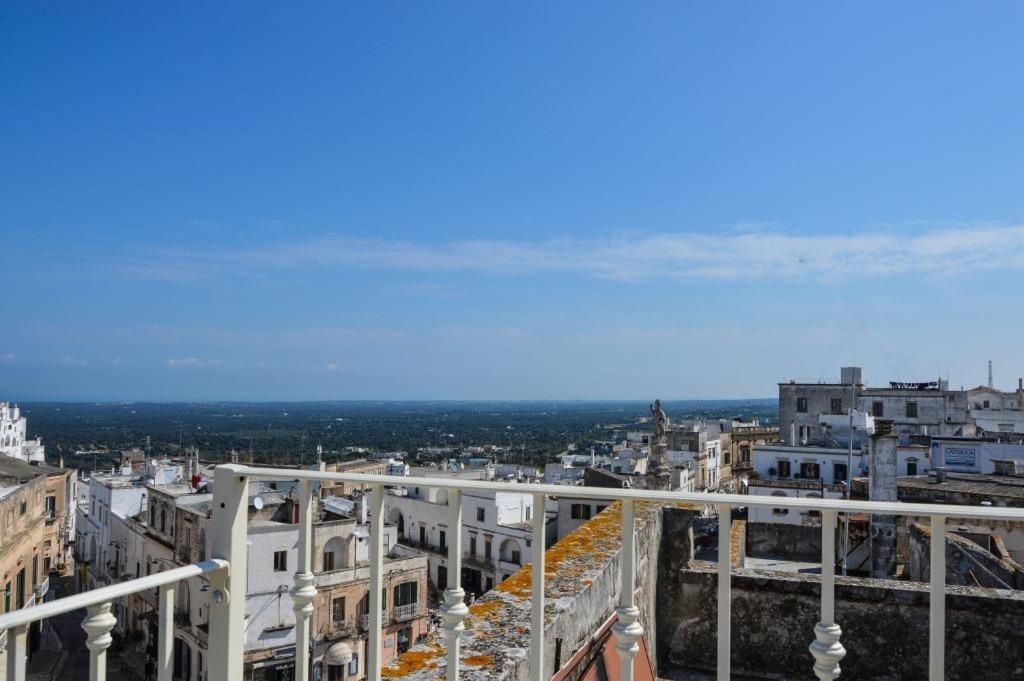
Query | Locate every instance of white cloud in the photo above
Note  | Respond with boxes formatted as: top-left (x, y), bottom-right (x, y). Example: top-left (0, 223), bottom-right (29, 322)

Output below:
top-left (104, 224), bottom-right (1024, 284)
top-left (59, 355), bottom-right (86, 367)
top-left (112, 357), bottom-right (125, 367)
top-left (325, 363), bottom-right (338, 371)
top-left (167, 357), bottom-right (203, 368)
top-left (1, 352), bottom-right (13, 363)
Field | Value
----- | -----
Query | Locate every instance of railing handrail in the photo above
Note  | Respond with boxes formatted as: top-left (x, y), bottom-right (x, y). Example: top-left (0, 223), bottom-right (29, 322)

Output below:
top-left (0, 559), bottom-right (228, 631)
top-left (229, 464), bottom-right (1024, 522)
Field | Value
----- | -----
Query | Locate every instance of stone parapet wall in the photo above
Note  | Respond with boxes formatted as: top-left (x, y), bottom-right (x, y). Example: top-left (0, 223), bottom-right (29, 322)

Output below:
top-left (660, 561), bottom-right (1024, 680)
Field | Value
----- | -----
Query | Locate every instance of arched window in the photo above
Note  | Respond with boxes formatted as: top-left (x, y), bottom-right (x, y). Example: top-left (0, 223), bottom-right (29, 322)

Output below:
top-left (160, 508), bottom-right (167, 533)
top-left (499, 538), bottom-right (522, 564)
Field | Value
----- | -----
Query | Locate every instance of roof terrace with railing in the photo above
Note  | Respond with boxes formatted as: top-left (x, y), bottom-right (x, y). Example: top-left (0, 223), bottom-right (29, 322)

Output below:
top-left (4, 464), bottom-right (1024, 681)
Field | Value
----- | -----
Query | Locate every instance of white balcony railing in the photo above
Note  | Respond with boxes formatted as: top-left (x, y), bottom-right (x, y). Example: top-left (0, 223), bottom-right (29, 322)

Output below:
top-left (3, 463), bottom-right (1024, 681)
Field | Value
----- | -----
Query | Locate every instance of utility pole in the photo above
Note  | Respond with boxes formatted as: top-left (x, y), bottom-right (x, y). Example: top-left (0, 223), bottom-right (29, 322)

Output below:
top-left (842, 407), bottom-right (854, 576)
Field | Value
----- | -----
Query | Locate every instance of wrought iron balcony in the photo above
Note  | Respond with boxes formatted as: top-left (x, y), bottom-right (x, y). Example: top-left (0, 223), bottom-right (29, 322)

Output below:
top-left (391, 603), bottom-right (420, 622)
top-left (2, 464), bottom-right (1023, 681)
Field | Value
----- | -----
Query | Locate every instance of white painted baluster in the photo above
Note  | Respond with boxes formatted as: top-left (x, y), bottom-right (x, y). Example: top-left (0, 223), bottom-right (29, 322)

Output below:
top-left (930, 515), bottom-right (946, 681)
top-left (810, 509), bottom-right (845, 680)
top-left (612, 499), bottom-right (642, 681)
top-left (209, 465), bottom-right (249, 681)
top-left (157, 584), bottom-right (175, 681)
top-left (82, 601), bottom-right (117, 681)
top-left (5, 623), bottom-right (28, 681)
top-left (717, 504), bottom-right (731, 681)
top-left (368, 483), bottom-right (385, 681)
top-left (292, 479), bottom-right (317, 681)
top-left (530, 491), bottom-right (546, 681)
top-left (440, 489), bottom-right (468, 681)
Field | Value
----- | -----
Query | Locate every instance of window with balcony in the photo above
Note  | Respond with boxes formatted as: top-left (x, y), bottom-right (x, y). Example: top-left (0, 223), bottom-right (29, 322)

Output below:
top-left (800, 462), bottom-right (820, 479)
top-left (796, 397), bottom-right (808, 413)
top-left (484, 537), bottom-right (492, 560)
top-left (273, 550), bottom-right (288, 572)
top-left (834, 462), bottom-right (848, 482)
top-left (469, 534), bottom-right (477, 557)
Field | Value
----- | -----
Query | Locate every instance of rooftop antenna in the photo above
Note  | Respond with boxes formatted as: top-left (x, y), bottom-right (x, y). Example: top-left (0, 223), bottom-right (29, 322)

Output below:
top-left (988, 360), bottom-right (994, 389)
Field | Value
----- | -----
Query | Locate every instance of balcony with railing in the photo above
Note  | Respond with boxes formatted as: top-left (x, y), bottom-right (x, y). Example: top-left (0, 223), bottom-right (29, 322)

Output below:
top-left (3, 464), bottom-right (1024, 681)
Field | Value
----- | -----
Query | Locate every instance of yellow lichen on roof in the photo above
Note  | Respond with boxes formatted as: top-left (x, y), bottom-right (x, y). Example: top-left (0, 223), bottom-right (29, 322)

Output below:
top-left (380, 645), bottom-right (445, 678)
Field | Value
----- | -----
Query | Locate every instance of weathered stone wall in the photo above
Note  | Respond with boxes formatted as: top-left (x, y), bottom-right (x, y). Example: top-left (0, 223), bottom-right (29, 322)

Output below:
top-left (660, 564), bottom-right (1024, 680)
top-left (907, 522), bottom-right (1024, 590)
top-left (386, 501), bottom-right (670, 680)
top-left (745, 521), bottom-right (823, 561)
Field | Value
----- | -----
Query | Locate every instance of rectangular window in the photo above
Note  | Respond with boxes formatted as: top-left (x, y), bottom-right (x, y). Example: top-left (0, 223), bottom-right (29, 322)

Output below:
top-left (332, 596), bottom-right (346, 623)
top-left (393, 580), bottom-right (418, 607)
top-left (439, 530), bottom-right (446, 550)
top-left (45, 496), bottom-right (56, 518)
top-left (348, 654), bottom-right (359, 676)
top-left (872, 401), bottom-right (884, 417)
top-left (3, 580), bottom-right (10, 613)
top-left (796, 397), bottom-right (808, 413)
top-left (273, 550), bottom-right (288, 572)
top-left (777, 460), bottom-right (791, 478)
top-left (570, 504), bottom-right (593, 520)
top-left (834, 463), bottom-right (848, 482)
top-left (476, 507), bottom-right (485, 522)
top-left (323, 551), bottom-right (335, 571)
top-left (469, 535), bottom-right (477, 557)
top-left (830, 398), bottom-right (843, 415)
top-left (596, 505), bottom-right (609, 514)
top-left (799, 462), bottom-right (820, 479)
top-left (19, 500), bottom-right (26, 515)
top-left (484, 537), bottom-right (492, 560)
top-left (419, 526), bottom-right (426, 545)
top-left (906, 401), bottom-right (918, 418)
top-left (32, 555), bottom-right (38, 587)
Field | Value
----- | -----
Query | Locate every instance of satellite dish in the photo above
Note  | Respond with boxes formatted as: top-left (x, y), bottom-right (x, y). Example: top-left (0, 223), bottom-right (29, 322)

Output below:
top-left (252, 496), bottom-right (264, 510)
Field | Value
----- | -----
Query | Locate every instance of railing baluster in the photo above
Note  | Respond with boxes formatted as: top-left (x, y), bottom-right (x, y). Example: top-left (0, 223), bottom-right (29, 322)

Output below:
top-left (530, 491), bottom-right (546, 681)
top-left (612, 499), bottom-right (642, 681)
top-left (5, 623), bottom-right (27, 681)
top-left (368, 483), bottom-right (385, 681)
top-left (810, 509), bottom-right (845, 680)
top-left (292, 479), bottom-right (317, 681)
top-left (82, 601), bottom-right (116, 681)
top-left (930, 515), bottom-right (946, 681)
top-left (717, 503), bottom-right (731, 681)
top-left (440, 489), bottom-right (467, 681)
top-left (157, 584), bottom-right (175, 681)
top-left (209, 465), bottom-right (249, 681)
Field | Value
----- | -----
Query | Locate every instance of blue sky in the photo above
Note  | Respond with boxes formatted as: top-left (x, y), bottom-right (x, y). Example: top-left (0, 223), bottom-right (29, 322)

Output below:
top-left (2, 2), bottom-right (1023, 401)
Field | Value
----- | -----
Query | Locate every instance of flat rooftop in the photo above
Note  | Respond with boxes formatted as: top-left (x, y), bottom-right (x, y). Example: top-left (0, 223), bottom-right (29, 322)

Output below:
top-left (898, 473), bottom-right (1024, 501)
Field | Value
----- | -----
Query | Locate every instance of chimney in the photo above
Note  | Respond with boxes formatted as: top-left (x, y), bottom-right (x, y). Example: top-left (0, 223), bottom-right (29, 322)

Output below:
top-left (869, 419), bottom-right (898, 579)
